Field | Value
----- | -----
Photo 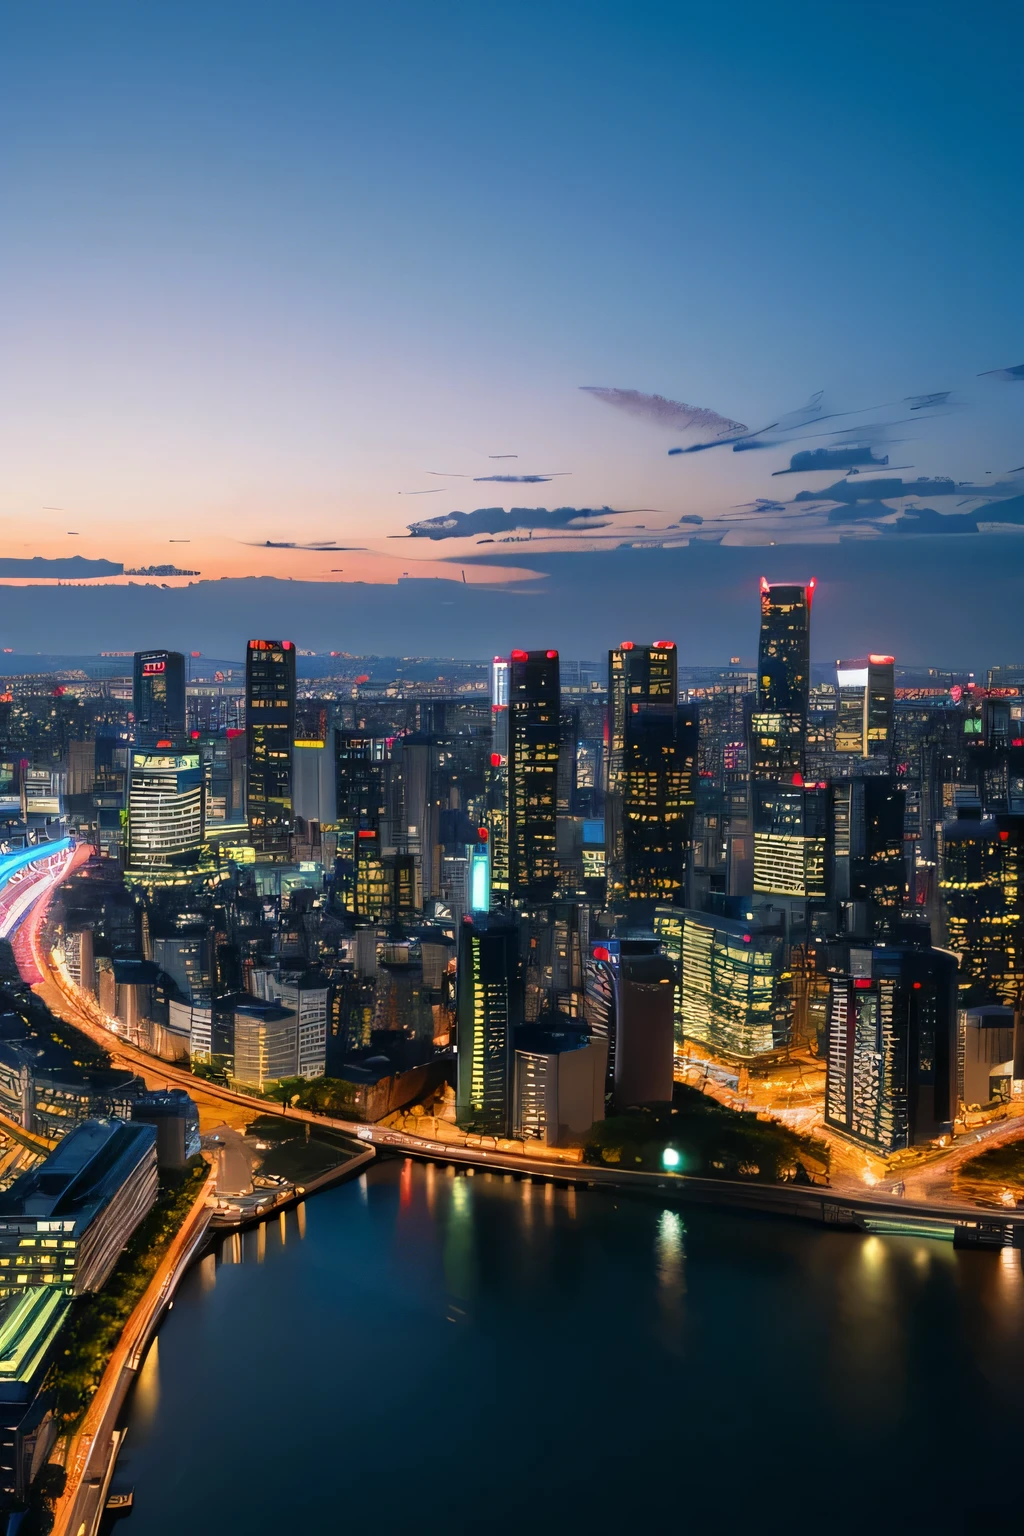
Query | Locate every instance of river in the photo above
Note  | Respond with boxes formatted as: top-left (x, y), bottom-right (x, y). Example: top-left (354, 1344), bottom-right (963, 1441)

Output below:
top-left (111, 1160), bottom-right (1024, 1536)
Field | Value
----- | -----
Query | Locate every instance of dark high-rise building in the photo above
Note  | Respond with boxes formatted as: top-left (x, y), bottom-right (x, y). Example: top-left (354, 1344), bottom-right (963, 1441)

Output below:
top-left (245, 640), bottom-right (296, 860)
top-left (831, 777), bottom-right (906, 936)
top-left (751, 579), bottom-right (814, 781)
top-left (605, 641), bottom-right (697, 921)
top-left (506, 649), bottom-right (560, 905)
top-left (133, 650), bottom-right (186, 749)
top-left (939, 807), bottom-right (1024, 1003)
top-left (824, 944), bottom-right (957, 1151)
top-left (335, 732), bottom-right (389, 918)
top-left (456, 911), bottom-right (522, 1134)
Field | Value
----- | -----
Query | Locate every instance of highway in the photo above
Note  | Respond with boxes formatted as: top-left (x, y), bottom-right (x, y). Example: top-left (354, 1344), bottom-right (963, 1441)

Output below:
top-left (51, 1166), bottom-right (217, 1536)
top-left (20, 875), bottom-right (1024, 1248)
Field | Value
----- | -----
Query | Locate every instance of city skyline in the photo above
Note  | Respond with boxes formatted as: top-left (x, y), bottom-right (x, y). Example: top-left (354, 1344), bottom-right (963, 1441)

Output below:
top-left (2, 1), bottom-right (1024, 656)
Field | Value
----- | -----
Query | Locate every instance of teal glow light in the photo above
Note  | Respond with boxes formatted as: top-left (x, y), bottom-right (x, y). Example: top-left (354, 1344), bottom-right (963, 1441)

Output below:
top-left (662, 1147), bottom-right (682, 1170)
top-left (469, 846), bottom-right (490, 912)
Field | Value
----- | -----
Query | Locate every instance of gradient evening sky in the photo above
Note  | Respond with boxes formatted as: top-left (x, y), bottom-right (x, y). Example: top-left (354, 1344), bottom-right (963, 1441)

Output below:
top-left (2, 0), bottom-right (1023, 594)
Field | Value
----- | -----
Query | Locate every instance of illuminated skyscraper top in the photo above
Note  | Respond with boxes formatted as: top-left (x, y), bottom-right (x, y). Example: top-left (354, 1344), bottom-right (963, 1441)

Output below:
top-left (133, 650), bottom-right (186, 749)
top-left (507, 648), bottom-right (560, 905)
top-left (752, 579), bottom-right (814, 781)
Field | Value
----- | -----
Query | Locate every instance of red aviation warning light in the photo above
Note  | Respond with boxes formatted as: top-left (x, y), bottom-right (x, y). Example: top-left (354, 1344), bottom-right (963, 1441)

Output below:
top-left (511, 649), bottom-right (528, 662)
top-left (652, 640), bottom-right (675, 649)
top-left (807, 577), bottom-right (817, 609)
top-left (546, 649), bottom-right (558, 659)
top-left (868, 654), bottom-right (895, 665)
top-left (620, 641), bottom-right (635, 651)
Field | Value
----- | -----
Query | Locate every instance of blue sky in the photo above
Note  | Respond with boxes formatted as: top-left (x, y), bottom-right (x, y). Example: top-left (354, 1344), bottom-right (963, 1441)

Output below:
top-left (1, 1), bottom-right (1022, 654)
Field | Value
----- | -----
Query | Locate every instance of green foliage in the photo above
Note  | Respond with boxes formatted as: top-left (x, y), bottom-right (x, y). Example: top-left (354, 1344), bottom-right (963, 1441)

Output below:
top-left (50, 1158), bottom-right (207, 1428)
top-left (584, 1085), bottom-right (829, 1183)
top-left (958, 1137), bottom-right (1024, 1187)
top-left (191, 1054), bottom-right (231, 1085)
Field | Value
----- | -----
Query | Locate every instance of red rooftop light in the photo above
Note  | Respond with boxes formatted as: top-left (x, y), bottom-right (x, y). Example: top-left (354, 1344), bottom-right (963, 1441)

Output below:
top-left (868, 654), bottom-right (895, 665)
top-left (912, 982), bottom-right (922, 989)
top-left (592, 945), bottom-right (611, 962)
top-left (653, 640), bottom-right (675, 649)
top-left (511, 649), bottom-right (528, 662)
top-left (620, 641), bottom-right (635, 650)
top-left (546, 649), bottom-right (558, 659)
top-left (1000, 830), bottom-right (1010, 841)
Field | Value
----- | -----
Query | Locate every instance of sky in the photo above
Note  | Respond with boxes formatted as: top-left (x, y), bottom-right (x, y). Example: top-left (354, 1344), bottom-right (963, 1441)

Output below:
top-left (2, 1), bottom-right (1023, 658)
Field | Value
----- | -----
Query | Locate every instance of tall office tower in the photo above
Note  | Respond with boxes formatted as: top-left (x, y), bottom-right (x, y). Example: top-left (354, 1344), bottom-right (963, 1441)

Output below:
top-left (456, 911), bottom-right (522, 1134)
top-left (753, 780), bottom-right (828, 900)
top-left (487, 656), bottom-right (511, 903)
top-left (835, 655), bottom-right (895, 761)
top-left (125, 748), bottom-right (204, 881)
top-left (335, 732), bottom-right (389, 917)
top-left (133, 650), bottom-right (186, 749)
top-left (939, 806), bottom-right (1024, 1003)
top-left (831, 777), bottom-right (906, 936)
top-left (666, 907), bottom-right (789, 1059)
top-left (605, 641), bottom-right (696, 921)
top-left (750, 578), bottom-right (814, 781)
top-left (824, 944), bottom-right (957, 1151)
top-left (960, 689), bottom-right (1024, 814)
top-left (292, 704), bottom-right (337, 857)
top-left (245, 640), bottom-right (296, 860)
top-left (507, 649), bottom-right (560, 905)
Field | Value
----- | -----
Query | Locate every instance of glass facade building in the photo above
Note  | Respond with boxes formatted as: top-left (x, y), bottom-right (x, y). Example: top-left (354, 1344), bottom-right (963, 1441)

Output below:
top-left (245, 640), bottom-right (296, 860)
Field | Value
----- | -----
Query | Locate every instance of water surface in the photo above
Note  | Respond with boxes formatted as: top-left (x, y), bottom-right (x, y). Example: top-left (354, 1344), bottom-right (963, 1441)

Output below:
top-left (114, 1160), bottom-right (1024, 1536)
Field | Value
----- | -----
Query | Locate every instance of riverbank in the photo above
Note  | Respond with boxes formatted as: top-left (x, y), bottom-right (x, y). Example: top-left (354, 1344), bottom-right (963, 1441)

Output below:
top-left (48, 1164), bottom-right (216, 1536)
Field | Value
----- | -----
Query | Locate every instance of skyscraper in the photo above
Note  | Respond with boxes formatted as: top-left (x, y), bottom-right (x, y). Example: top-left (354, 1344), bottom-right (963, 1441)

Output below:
top-left (126, 748), bottom-right (204, 881)
top-left (824, 944), bottom-right (956, 1151)
top-left (940, 806), bottom-right (1024, 1003)
top-left (245, 640), bottom-right (296, 860)
top-left (456, 911), bottom-right (522, 1134)
top-left (507, 649), bottom-right (560, 906)
top-left (605, 641), bottom-right (696, 921)
top-left (835, 654), bottom-right (895, 760)
top-left (334, 731), bottom-right (389, 917)
top-left (831, 777), bottom-right (905, 936)
top-left (750, 579), bottom-right (814, 781)
top-left (133, 650), bottom-right (186, 749)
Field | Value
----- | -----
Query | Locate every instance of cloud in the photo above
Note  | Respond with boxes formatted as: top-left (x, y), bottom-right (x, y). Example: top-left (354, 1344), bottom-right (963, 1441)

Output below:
top-left (0, 556), bottom-right (123, 579)
top-left (773, 446), bottom-right (890, 476)
top-left (581, 386), bottom-right (746, 442)
top-left (398, 506), bottom-right (632, 541)
top-left (906, 391), bottom-right (951, 409)
top-left (888, 507), bottom-right (980, 535)
top-left (472, 473), bottom-right (570, 484)
top-left (978, 363), bottom-right (1024, 381)
top-left (239, 540), bottom-right (366, 550)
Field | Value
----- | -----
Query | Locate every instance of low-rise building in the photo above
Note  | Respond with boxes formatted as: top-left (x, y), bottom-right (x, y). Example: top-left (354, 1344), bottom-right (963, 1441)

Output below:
top-left (131, 1090), bottom-right (201, 1169)
top-left (0, 1286), bottom-right (72, 1503)
top-left (513, 1023), bottom-right (606, 1146)
top-left (0, 1119), bottom-right (158, 1296)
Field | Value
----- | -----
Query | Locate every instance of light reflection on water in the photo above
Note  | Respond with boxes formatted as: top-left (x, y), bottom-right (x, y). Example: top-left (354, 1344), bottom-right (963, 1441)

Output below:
top-left (115, 1162), bottom-right (1024, 1536)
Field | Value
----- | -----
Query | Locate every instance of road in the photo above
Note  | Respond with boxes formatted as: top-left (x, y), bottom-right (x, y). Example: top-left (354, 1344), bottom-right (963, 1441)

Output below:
top-left (52, 1166), bottom-right (216, 1536)
top-left (23, 874), bottom-right (1024, 1229)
